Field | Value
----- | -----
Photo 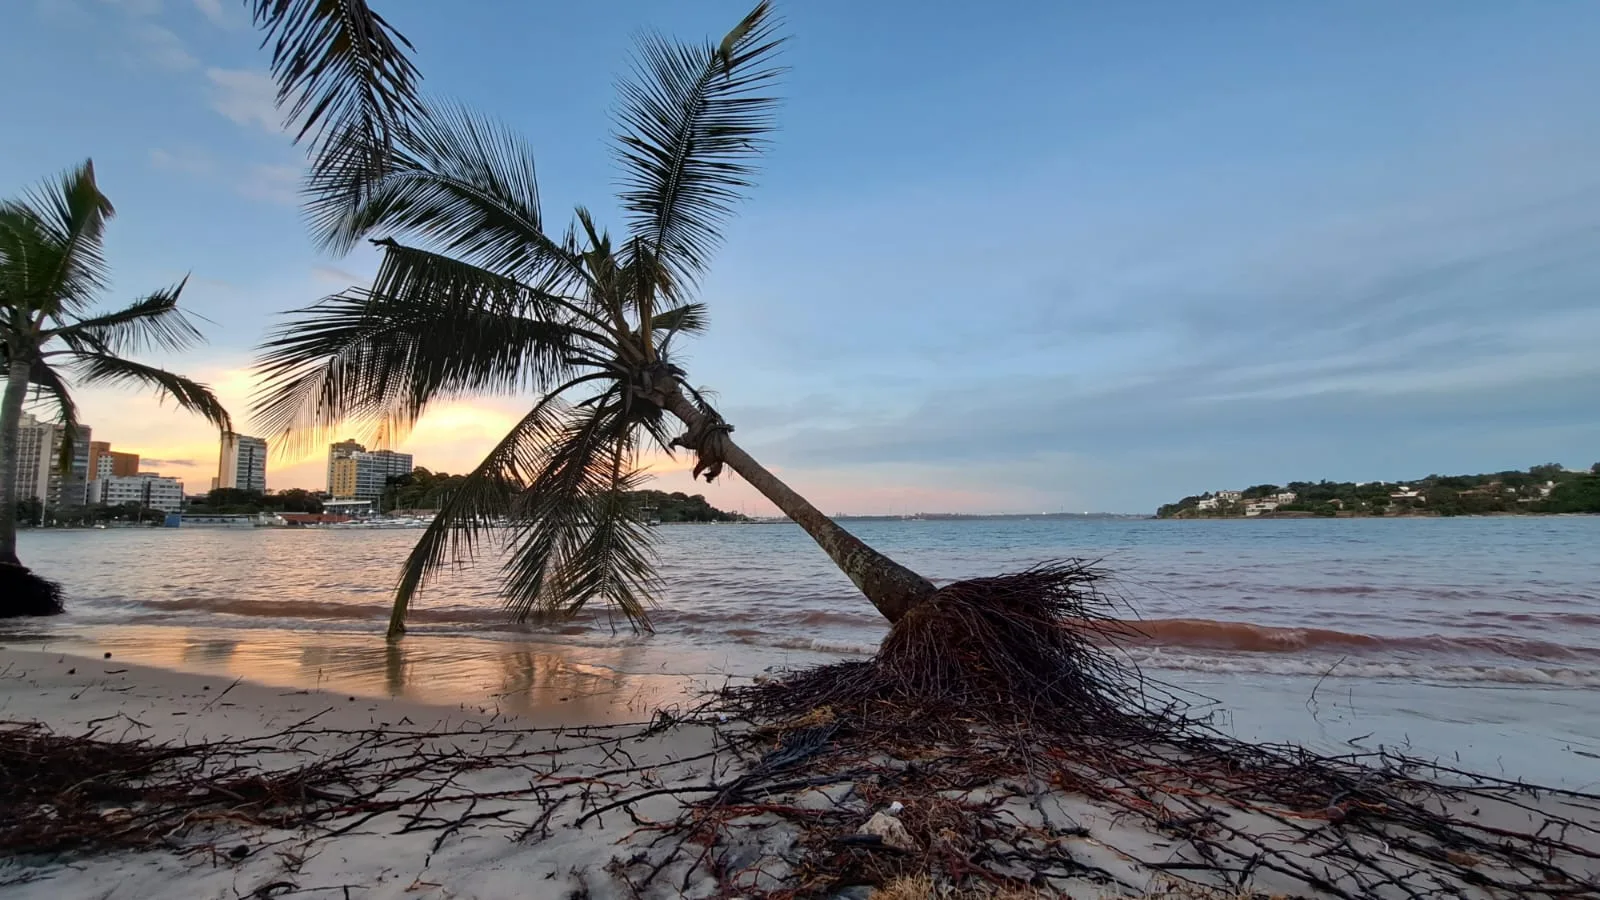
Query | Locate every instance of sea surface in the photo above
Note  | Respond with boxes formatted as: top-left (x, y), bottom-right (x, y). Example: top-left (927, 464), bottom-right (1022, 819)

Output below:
top-left (8, 516), bottom-right (1600, 786)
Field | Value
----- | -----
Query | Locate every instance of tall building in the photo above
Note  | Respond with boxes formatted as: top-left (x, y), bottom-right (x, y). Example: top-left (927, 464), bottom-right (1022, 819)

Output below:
top-left (57, 424), bottom-right (93, 508)
top-left (89, 441), bottom-right (140, 479)
top-left (10, 414), bottom-right (57, 507)
top-left (327, 439), bottom-right (365, 492)
top-left (87, 441), bottom-right (110, 478)
top-left (216, 433), bottom-right (268, 492)
top-left (330, 449), bottom-right (414, 500)
top-left (90, 473), bottom-right (185, 513)
top-left (9, 417), bottom-right (96, 510)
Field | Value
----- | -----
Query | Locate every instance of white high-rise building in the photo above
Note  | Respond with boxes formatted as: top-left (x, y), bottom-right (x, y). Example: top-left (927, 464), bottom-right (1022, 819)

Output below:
top-left (90, 473), bottom-right (185, 513)
top-left (10, 414), bottom-right (57, 507)
top-left (216, 433), bottom-right (268, 493)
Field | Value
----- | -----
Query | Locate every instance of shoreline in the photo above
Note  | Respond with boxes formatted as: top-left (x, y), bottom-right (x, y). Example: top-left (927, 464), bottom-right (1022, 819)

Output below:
top-left (3, 645), bottom-right (1598, 898)
top-left (0, 646), bottom-right (727, 899)
top-left (6, 617), bottom-right (1600, 791)
top-left (0, 629), bottom-right (715, 727)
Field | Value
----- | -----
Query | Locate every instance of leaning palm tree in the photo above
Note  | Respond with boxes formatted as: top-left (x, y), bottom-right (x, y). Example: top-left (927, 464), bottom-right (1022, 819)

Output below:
top-left (251, 2), bottom-right (937, 637)
top-left (0, 161), bottom-right (233, 615)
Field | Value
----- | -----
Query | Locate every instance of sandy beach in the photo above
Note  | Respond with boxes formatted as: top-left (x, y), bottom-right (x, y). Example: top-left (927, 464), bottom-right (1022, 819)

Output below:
top-left (4, 641), bottom-right (1599, 899)
top-left (0, 644), bottom-right (735, 899)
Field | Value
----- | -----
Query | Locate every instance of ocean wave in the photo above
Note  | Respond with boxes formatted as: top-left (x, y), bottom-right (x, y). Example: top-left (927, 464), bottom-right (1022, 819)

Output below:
top-left (1104, 618), bottom-right (1600, 661)
top-left (1123, 649), bottom-right (1600, 687)
top-left (129, 595), bottom-right (1600, 663)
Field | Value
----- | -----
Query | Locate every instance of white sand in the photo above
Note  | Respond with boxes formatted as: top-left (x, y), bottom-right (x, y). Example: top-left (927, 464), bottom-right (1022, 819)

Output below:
top-left (2, 645), bottom-right (1597, 899)
top-left (0, 646), bottom-right (733, 899)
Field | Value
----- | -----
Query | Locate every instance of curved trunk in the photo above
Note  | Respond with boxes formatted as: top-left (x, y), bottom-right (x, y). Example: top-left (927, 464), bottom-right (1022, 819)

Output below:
top-left (661, 388), bottom-right (937, 623)
top-left (1, 356), bottom-right (31, 565)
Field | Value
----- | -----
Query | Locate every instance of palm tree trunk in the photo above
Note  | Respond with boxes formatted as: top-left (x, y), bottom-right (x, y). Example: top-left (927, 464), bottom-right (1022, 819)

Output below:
top-left (1, 356), bottom-right (31, 565)
top-left (660, 388), bottom-right (937, 623)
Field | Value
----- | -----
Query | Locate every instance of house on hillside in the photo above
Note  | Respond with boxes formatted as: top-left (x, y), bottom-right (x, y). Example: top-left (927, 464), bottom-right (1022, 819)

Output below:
top-left (1216, 490), bottom-right (1243, 501)
top-left (1245, 500), bottom-right (1280, 517)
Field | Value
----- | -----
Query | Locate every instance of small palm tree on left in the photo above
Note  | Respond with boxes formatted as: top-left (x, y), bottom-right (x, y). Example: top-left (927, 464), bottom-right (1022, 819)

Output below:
top-left (0, 160), bottom-right (232, 616)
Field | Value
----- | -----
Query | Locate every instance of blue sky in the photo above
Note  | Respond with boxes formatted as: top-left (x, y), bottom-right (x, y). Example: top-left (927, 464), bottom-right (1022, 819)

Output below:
top-left (4, 0), bottom-right (1598, 514)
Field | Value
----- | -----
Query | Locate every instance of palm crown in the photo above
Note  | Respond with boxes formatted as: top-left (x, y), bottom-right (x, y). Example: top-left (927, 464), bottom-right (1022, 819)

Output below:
top-left (0, 161), bottom-right (232, 474)
top-left (253, 5), bottom-right (789, 633)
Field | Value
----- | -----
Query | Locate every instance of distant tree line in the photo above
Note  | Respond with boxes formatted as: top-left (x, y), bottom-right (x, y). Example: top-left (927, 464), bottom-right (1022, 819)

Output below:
top-left (14, 500), bottom-right (172, 527)
top-left (1157, 462), bottom-right (1600, 518)
top-left (185, 488), bottom-right (325, 515)
top-left (631, 489), bottom-right (748, 522)
top-left (379, 469), bottom-right (745, 522)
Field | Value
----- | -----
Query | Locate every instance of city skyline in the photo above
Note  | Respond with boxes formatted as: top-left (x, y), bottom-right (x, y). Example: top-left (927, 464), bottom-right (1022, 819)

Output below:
top-left (6, 2), bottom-right (1600, 514)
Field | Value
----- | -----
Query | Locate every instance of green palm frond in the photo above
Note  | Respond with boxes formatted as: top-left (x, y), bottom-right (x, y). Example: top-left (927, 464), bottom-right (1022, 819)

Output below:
top-left (614, 1), bottom-right (784, 291)
top-left (0, 160), bottom-right (115, 316)
top-left (252, 252), bottom-right (587, 454)
top-left (245, 5), bottom-right (791, 636)
top-left (502, 390), bottom-right (660, 627)
top-left (251, 0), bottom-right (424, 271)
top-left (26, 359), bottom-right (80, 472)
top-left (250, 0), bottom-right (422, 146)
top-left (45, 279), bottom-right (204, 355)
top-left (70, 353), bottom-right (232, 432)
top-left (651, 302), bottom-right (707, 354)
top-left (311, 102), bottom-right (587, 292)
top-left (386, 381), bottom-right (608, 636)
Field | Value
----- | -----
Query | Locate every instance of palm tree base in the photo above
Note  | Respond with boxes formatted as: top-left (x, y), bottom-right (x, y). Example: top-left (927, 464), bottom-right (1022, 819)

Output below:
top-left (0, 563), bottom-right (66, 617)
top-left (727, 560), bottom-right (1132, 735)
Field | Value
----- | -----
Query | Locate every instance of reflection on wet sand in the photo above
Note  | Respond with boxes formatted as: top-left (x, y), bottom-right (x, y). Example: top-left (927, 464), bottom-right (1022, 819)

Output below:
top-left (18, 626), bottom-right (704, 724)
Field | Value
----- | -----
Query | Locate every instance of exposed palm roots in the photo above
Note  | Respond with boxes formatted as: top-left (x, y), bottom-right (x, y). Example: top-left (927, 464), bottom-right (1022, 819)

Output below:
top-left (0, 564), bottom-right (65, 618)
top-left (607, 562), bottom-right (1600, 898)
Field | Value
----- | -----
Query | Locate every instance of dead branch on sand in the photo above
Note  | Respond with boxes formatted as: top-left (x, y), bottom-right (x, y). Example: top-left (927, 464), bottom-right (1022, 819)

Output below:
top-left (606, 562), bottom-right (1600, 898)
top-left (3, 563), bottom-right (1597, 899)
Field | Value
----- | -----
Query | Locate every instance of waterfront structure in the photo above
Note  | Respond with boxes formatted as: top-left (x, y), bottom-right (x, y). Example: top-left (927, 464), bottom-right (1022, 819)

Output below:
top-left (329, 449), bottom-right (414, 500)
top-left (90, 473), bottom-right (185, 513)
top-left (217, 433), bottom-right (268, 492)
top-left (323, 497), bottom-right (377, 517)
top-left (327, 439), bottom-right (365, 491)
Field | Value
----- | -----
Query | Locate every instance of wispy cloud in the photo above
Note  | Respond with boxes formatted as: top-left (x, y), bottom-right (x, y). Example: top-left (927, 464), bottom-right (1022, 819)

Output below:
top-left (312, 265), bottom-right (362, 287)
top-left (149, 146), bottom-right (217, 177)
top-left (130, 22), bottom-right (196, 70)
top-left (142, 457), bottom-right (199, 468)
top-left (149, 147), bottom-right (300, 207)
top-left (190, 0), bottom-right (232, 27)
top-left (236, 164), bottom-right (299, 206)
top-left (34, 0), bottom-right (91, 24)
top-left (97, 0), bottom-right (161, 15)
top-left (206, 68), bottom-right (282, 133)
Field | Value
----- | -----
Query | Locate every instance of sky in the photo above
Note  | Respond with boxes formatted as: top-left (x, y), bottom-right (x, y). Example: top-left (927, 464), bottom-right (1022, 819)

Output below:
top-left (3, 0), bottom-right (1598, 515)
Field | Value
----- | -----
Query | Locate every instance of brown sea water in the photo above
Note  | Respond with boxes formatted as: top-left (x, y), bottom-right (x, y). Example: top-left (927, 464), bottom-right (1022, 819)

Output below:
top-left (8, 516), bottom-right (1599, 785)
